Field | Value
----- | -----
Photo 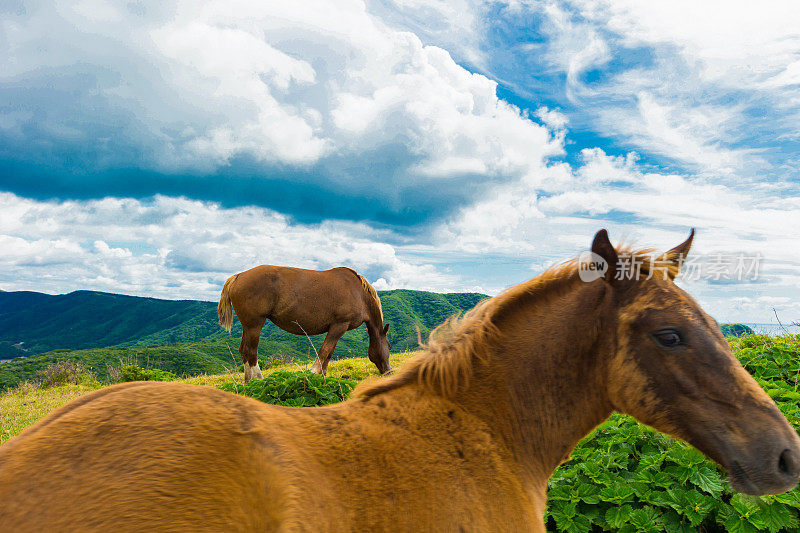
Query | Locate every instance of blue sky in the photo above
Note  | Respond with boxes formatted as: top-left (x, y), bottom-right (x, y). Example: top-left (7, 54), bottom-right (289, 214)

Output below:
top-left (1, 0), bottom-right (799, 323)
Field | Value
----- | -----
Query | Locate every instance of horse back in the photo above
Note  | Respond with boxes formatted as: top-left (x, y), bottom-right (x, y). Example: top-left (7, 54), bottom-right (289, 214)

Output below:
top-left (0, 382), bottom-right (290, 532)
top-left (228, 265), bottom-right (368, 334)
top-left (0, 382), bottom-right (542, 532)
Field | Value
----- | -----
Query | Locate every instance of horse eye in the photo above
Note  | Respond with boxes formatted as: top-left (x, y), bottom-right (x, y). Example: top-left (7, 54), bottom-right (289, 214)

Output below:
top-left (654, 329), bottom-right (683, 347)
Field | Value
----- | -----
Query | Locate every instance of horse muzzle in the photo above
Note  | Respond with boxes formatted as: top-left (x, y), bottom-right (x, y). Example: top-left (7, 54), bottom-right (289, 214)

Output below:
top-left (722, 428), bottom-right (800, 495)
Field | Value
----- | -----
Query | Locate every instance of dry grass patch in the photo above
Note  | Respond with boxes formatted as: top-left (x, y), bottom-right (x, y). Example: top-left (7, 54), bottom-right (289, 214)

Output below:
top-left (1, 381), bottom-right (103, 444)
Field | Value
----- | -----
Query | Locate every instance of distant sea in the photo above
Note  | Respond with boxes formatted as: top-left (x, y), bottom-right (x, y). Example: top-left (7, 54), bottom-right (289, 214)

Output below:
top-left (742, 323), bottom-right (800, 337)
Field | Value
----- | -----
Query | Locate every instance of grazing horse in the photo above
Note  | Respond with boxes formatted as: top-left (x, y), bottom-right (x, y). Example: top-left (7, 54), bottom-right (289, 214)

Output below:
top-left (217, 265), bottom-right (391, 381)
top-left (1, 230), bottom-right (799, 532)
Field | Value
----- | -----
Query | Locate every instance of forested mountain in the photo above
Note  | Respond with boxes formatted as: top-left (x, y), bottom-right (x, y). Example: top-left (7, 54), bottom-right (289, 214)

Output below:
top-left (0, 288), bottom-right (486, 358)
top-left (0, 288), bottom-right (487, 390)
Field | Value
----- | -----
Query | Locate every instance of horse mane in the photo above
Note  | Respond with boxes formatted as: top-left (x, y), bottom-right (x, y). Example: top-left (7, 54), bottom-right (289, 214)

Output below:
top-left (354, 245), bottom-right (672, 400)
top-left (339, 267), bottom-right (383, 323)
top-left (358, 274), bottom-right (384, 324)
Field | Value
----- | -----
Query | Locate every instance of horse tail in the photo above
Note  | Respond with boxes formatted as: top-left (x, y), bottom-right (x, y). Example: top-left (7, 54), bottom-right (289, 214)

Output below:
top-left (218, 274), bottom-right (239, 332)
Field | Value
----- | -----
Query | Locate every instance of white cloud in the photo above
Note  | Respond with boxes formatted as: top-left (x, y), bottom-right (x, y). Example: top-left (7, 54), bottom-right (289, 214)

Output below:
top-left (476, 0), bottom-right (800, 179)
top-left (580, 0), bottom-right (800, 84)
top-left (1, 153), bottom-right (797, 322)
top-left (594, 91), bottom-right (754, 176)
top-left (364, 0), bottom-right (485, 69)
top-left (534, 106), bottom-right (568, 131)
top-left (0, 193), bottom-right (463, 299)
top-left (431, 146), bottom-right (800, 322)
top-left (1, 0), bottom-right (562, 213)
top-left (2, 0), bottom-right (798, 326)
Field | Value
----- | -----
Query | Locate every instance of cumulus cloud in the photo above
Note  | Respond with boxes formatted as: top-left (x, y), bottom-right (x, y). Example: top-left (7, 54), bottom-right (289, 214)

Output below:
top-left (412, 1), bottom-right (800, 182)
top-left (2, 0), bottom-right (798, 325)
top-left (1, 156), bottom-right (797, 322)
top-left (440, 146), bottom-right (800, 257)
top-left (431, 146), bottom-right (800, 322)
top-left (0, 193), bottom-right (464, 299)
top-left (0, 0), bottom-right (562, 225)
top-left (546, 1), bottom-right (800, 178)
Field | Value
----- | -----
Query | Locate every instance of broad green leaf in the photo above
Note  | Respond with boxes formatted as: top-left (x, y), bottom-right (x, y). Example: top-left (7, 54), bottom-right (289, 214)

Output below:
top-left (660, 509), bottom-right (694, 533)
top-left (662, 465), bottom-right (693, 483)
top-left (651, 471), bottom-right (677, 488)
top-left (578, 503), bottom-right (602, 523)
top-left (667, 446), bottom-right (706, 467)
top-left (560, 501), bottom-right (577, 518)
top-left (550, 503), bottom-right (578, 532)
top-left (674, 489), bottom-right (715, 526)
top-left (731, 494), bottom-right (763, 519)
top-left (643, 489), bottom-right (673, 509)
top-left (605, 504), bottom-right (634, 529)
top-left (724, 513), bottom-right (763, 533)
top-left (548, 485), bottom-right (572, 501)
top-left (775, 490), bottom-right (800, 509)
top-left (750, 501), bottom-right (798, 533)
top-left (599, 482), bottom-right (636, 504)
top-left (689, 465), bottom-right (724, 497)
top-left (563, 513), bottom-right (592, 533)
top-left (628, 506), bottom-right (664, 532)
top-left (572, 483), bottom-right (601, 504)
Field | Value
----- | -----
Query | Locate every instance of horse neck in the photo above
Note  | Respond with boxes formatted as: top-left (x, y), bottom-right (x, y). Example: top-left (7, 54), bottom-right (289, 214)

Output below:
top-left (452, 278), bottom-right (614, 485)
top-left (363, 293), bottom-right (383, 334)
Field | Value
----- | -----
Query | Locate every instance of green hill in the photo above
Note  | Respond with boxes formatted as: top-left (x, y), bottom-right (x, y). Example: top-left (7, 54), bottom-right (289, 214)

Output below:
top-left (0, 291), bottom-right (224, 355)
top-left (0, 288), bottom-right (486, 356)
top-left (0, 288), bottom-right (486, 391)
top-left (720, 323), bottom-right (755, 338)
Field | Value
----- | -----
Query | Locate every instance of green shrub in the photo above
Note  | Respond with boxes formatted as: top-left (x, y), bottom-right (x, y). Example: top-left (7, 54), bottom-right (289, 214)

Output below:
top-left (546, 337), bottom-right (800, 532)
top-left (720, 323), bottom-right (756, 338)
top-left (219, 370), bottom-right (356, 407)
top-left (737, 341), bottom-right (800, 387)
top-left (546, 415), bottom-right (800, 532)
top-left (36, 360), bottom-right (96, 388)
top-left (118, 364), bottom-right (176, 383)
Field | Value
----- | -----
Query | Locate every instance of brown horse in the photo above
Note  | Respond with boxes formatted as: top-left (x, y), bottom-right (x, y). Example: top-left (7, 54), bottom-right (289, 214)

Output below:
top-left (218, 265), bottom-right (391, 381)
top-left (1, 230), bottom-right (798, 532)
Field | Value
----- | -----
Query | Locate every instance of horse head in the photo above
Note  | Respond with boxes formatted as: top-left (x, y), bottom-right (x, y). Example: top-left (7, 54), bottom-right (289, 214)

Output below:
top-left (369, 323), bottom-right (392, 374)
top-left (594, 229), bottom-right (800, 495)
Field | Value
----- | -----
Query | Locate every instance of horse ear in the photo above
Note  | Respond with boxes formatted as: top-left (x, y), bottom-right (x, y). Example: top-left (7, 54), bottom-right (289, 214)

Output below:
top-left (383, 323), bottom-right (390, 335)
top-left (591, 229), bottom-right (618, 282)
top-left (657, 228), bottom-right (694, 279)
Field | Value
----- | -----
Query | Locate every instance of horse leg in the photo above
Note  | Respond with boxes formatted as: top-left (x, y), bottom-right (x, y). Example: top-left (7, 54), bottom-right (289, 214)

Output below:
top-left (239, 318), bottom-right (266, 383)
top-left (309, 323), bottom-right (348, 376)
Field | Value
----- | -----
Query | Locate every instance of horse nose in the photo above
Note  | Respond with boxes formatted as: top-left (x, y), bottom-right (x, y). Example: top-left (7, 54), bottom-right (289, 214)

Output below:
top-left (778, 448), bottom-right (800, 481)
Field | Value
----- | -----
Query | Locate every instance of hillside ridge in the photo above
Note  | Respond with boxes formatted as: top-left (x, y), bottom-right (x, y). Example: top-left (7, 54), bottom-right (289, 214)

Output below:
top-left (0, 288), bottom-right (488, 390)
top-left (0, 288), bottom-right (488, 359)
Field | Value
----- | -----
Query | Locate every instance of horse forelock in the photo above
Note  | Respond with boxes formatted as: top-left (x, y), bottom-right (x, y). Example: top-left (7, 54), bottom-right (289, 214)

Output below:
top-left (355, 244), bottom-right (671, 400)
